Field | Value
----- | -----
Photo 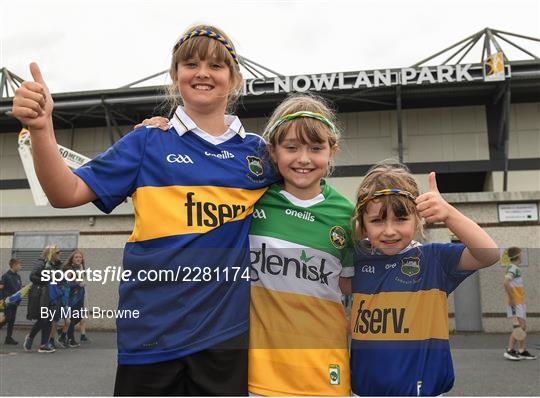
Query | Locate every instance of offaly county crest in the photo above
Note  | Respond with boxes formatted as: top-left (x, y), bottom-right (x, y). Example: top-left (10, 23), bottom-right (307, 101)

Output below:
top-left (401, 256), bottom-right (420, 276)
top-left (329, 226), bottom-right (346, 249)
top-left (246, 156), bottom-right (263, 176)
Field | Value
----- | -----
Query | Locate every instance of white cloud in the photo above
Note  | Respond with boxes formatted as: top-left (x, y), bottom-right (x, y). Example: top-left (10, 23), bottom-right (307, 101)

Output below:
top-left (3, 0), bottom-right (539, 93)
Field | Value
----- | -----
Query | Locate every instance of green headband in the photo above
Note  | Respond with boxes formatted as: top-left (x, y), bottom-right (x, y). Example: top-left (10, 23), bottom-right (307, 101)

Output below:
top-left (267, 111), bottom-right (336, 136)
top-left (174, 29), bottom-right (239, 64)
top-left (356, 189), bottom-right (417, 211)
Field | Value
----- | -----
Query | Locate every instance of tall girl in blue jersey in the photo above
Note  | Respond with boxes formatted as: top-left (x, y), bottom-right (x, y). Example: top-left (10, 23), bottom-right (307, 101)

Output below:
top-left (12, 24), bottom-right (274, 395)
top-left (349, 161), bottom-right (499, 396)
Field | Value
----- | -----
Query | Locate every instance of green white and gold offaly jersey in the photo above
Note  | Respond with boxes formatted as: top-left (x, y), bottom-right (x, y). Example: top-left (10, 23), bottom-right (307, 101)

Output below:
top-left (248, 181), bottom-right (354, 396)
top-left (506, 264), bottom-right (525, 304)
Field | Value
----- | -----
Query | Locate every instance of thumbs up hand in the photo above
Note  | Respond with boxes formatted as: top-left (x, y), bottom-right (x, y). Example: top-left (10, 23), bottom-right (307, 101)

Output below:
top-left (415, 172), bottom-right (453, 224)
top-left (12, 63), bottom-right (54, 130)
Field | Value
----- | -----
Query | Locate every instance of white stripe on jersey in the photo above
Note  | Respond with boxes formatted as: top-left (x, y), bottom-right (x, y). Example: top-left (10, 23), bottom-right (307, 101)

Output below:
top-left (249, 234), bottom-right (343, 303)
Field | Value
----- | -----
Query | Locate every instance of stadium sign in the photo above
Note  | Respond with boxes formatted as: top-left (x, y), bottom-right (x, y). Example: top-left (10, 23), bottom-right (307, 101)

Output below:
top-left (243, 60), bottom-right (511, 96)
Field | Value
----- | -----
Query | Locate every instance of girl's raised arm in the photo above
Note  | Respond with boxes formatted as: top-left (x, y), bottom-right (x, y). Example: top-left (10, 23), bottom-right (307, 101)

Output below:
top-left (12, 63), bottom-right (96, 207)
top-left (416, 172), bottom-right (499, 271)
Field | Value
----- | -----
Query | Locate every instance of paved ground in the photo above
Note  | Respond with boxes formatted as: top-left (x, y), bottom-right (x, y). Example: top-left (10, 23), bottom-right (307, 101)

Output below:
top-left (0, 330), bottom-right (538, 396)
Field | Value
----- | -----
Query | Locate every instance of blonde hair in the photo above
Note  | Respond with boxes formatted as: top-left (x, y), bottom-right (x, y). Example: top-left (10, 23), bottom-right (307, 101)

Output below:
top-left (166, 24), bottom-right (242, 114)
top-left (41, 245), bottom-right (60, 263)
top-left (352, 160), bottom-right (423, 240)
top-left (262, 93), bottom-right (340, 176)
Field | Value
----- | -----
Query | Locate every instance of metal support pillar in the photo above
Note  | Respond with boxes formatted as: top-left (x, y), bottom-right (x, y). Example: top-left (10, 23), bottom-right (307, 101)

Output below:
top-left (396, 85), bottom-right (404, 163)
top-left (502, 82), bottom-right (511, 192)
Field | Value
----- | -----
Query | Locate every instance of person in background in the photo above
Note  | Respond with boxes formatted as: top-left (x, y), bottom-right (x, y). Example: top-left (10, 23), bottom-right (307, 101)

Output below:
top-left (63, 250), bottom-right (86, 348)
top-left (503, 247), bottom-right (537, 361)
top-left (25, 245), bottom-right (62, 353)
top-left (1, 258), bottom-right (23, 345)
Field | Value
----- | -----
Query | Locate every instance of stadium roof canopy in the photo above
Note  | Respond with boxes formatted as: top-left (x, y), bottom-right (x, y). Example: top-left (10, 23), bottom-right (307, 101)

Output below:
top-left (1, 28), bottom-right (539, 192)
top-left (1, 27), bottom-right (539, 135)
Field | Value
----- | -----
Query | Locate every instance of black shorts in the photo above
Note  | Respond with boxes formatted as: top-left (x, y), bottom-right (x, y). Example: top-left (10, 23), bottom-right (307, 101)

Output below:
top-left (114, 332), bottom-right (248, 396)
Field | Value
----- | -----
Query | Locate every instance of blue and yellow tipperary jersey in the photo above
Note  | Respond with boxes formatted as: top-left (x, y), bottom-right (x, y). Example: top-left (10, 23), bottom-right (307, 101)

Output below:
top-left (74, 108), bottom-right (274, 364)
top-left (350, 241), bottom-right (471, 396)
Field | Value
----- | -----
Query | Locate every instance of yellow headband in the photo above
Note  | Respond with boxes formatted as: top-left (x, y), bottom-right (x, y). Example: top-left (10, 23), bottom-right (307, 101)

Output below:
top-left (356, 189), bottom-right (417, 211)
top-left (174, 29), bottom-right (239, 64)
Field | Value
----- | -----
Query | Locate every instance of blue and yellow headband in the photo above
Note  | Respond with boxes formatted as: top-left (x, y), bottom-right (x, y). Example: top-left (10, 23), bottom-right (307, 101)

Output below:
top-left (356, 188), bottom-right (417, 210)
top-left (174, 29), bottom-right (239, 64)
top-left (267, 111), bottom-right (336, 136)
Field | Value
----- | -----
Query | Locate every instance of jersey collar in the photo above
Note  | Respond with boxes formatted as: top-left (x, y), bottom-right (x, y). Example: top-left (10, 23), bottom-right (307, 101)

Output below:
top-left (170, 106), bottom-right (246, 139)
top-left (359, 239), bottom-right (422, 256)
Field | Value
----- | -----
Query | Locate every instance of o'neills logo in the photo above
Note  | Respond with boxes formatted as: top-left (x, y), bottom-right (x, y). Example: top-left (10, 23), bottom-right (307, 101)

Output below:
top-left (353, 299), bottom-right (409, 334)
top-left (285, 208), bottom-right (315, 222)
top-left (205, 150), bottom-right (235, 159)
top-left (185, 192), bottom-right (246, 227)
top-left (250, 244), bottom-right (333, 284)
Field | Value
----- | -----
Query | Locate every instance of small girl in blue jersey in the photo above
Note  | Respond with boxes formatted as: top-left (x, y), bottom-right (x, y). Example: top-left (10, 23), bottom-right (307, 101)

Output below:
top-left (12, 24), bottom-right (274, 395)
top-left (349, 161), bottom-right (499, 396)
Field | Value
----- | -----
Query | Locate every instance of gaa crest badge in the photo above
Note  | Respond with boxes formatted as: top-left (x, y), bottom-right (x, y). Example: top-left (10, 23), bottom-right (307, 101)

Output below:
top-left (401, 256), bottom-right (420, 276)
top-left (246, 156), bottom-right (263, 176)
top-left (329, 226), bottom-right (346, 249)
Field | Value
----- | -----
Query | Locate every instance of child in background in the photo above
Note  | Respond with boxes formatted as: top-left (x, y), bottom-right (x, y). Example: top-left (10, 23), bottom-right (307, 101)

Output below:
top-left (62, 249), bottom-right (86, 348)
top-left (0, 258), bottom-right (23, 345)
top-left (350, 161), bottom-right (499, 396)
top-left (58, 249), bottom-right (90, 345)
top-left (12, 24), bottom-right (274, 395)
top-left (503, 246), bottom-right (537, 360)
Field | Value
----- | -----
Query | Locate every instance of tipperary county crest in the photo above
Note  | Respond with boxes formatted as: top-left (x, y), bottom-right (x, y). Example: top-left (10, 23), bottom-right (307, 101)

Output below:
top-left (246, 156), bottom-right (263, 176)
top-left (329, 226), bottom-right (346, 249)
top-left (401, 256), bottom-right (420, 276)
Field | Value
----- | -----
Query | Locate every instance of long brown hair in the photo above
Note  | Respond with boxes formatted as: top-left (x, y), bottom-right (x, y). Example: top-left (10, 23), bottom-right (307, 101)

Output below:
top-left (63, 249), bottom-right (86, 271)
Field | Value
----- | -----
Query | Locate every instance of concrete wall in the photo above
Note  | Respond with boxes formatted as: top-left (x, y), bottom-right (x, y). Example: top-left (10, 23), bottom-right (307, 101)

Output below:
top-left (226, 103), bottom-right (540, 167)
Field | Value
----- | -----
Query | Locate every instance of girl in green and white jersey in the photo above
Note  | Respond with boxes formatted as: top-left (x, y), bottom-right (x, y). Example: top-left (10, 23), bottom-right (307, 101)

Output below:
top-left (248, 93), bottom-right (354, 396)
